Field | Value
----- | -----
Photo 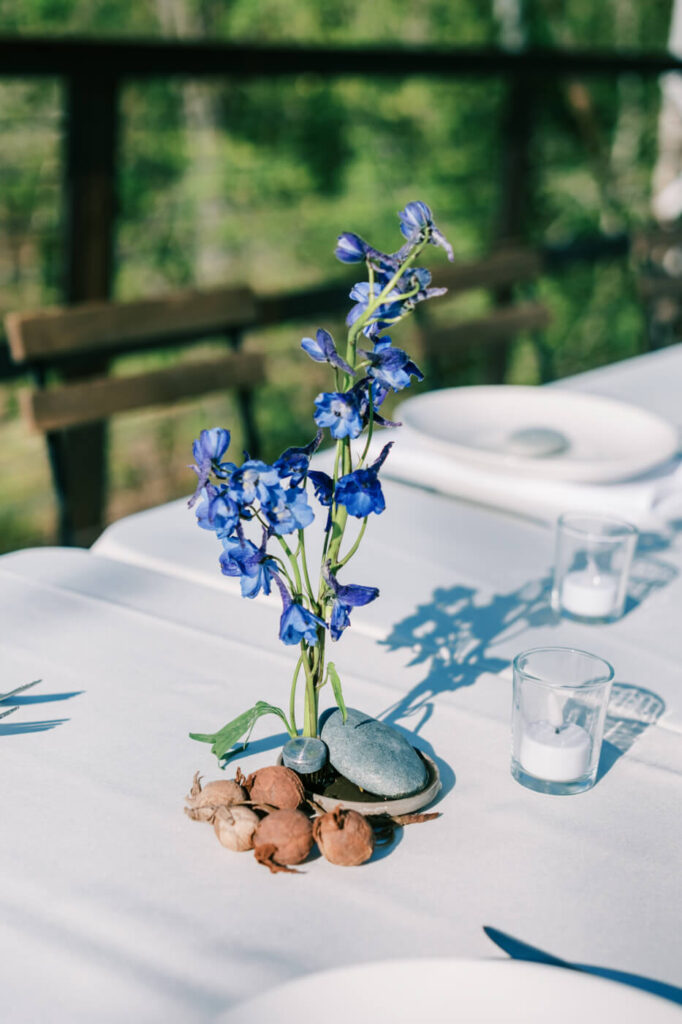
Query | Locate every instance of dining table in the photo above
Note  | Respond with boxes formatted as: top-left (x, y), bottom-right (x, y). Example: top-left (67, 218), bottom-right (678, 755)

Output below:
top-left (2, 345), bottom-right (682, 1022)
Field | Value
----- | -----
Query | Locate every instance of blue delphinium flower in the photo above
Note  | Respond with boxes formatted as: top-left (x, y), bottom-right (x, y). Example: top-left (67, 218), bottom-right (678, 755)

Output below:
top-left (351, 377), bottom-right (401, 430)
top-left (264, 486), bottom-right (315, 535)
top-left (335, 443), bottom-right (393, 518)
top-left (323, 564), bottom-right (379, 641)
top-left (335, 232), bottom-right (370, 263)
top-left (195, 484), bottom-right (240, 538)
top-left (274, 430), bottom-right (323, 486)
top-left (335, 232), bottom-right (399, 272)
top-left (398, 200), bottom-right (454, 262)
top-left (301, 329), bottom-right (354, 376)
top-left (272, 576), bottom-right (326, 646)
top-left (361, 337), bottom-right (424, 392)
top-left (219, 533), bottom-right (278, 599)
top-left (397, 266), bottom-right (448, 311)
top-left (313, 390), bottom-right (364, 440)
top-left (346, 281), bottom-right (404, 333)
top-left (188, 427), bottom-right (233, 506)
top-left (228, 459), bottom-right (281, 508)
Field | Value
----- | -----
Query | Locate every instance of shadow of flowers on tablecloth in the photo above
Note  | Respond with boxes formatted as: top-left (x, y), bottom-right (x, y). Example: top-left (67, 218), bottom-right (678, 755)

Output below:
top-left (377, 576), bottom-right (554, 734)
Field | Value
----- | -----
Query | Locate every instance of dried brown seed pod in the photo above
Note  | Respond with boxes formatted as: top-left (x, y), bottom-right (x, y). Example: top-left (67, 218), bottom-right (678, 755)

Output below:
top-left (213, 805), bottom-right (260, 852)
top-left (253, 809), bottom-right (314, 873)
top-left (245, 765), bottom-right (305, 811)
top-left (312, 807), bottom-right (375, 866)
top-left (184, 771), bottom-right (247, 822)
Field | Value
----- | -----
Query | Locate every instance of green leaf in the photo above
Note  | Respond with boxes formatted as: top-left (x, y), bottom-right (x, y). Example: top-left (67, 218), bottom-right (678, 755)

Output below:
top-left (327, 662), bottom-right (347, 723)
top-left (189, 701), bottom-right (292, 762)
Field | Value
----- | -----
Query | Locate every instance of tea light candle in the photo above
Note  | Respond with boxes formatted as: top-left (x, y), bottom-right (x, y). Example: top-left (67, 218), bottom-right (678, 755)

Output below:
top-left (560, 570), bottom-right (618, 619)
top-left (518, 721), bottom-right (592, 782)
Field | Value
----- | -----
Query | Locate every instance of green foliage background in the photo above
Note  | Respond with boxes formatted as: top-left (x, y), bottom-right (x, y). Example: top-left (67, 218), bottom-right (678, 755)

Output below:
top-left (0, 0), bottom-right (674, 549)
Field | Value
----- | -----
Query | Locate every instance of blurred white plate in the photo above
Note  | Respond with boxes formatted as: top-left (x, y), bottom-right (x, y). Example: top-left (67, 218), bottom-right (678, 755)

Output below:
top-left (399, 386), bottom-right (679, 483)
top-left (216, 958), bottom-right (677, 1024)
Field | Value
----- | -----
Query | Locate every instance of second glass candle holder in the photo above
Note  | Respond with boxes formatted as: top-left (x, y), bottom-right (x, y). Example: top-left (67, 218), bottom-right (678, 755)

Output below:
top-left (551, 512), bottom-right (637, 623)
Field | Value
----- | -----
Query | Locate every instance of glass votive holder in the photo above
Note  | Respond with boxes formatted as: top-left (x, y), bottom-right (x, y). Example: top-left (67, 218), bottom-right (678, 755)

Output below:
top-left (551, 512), bottom-right (637, 623)
top-left (511, 647), bottom-right (614, 796)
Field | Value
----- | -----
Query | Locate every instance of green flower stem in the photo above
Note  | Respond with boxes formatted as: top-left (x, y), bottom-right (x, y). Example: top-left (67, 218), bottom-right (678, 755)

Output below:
top-left (335, 516), bottom-right (368, 569)
top-left (271, 556), bottom-right (297, 594)
top-left (289, 651), bottom-right (305, 735)
top-left (305, 235), bottom-right (432, 737)
top-left (357, 386), bottom-right (375, 468)
top-left (297, 528), bottom-right (315, 604)
top-left (345, 238), bottom-right (429, 361)
top-left (301, 641), bottom-right (321, 737)
top-left (275, 534), bottom-right (304, 601)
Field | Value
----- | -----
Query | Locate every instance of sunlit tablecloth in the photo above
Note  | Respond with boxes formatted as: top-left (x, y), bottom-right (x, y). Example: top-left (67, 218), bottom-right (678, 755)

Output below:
top-left (1, 347), bottom-right (682, 1021)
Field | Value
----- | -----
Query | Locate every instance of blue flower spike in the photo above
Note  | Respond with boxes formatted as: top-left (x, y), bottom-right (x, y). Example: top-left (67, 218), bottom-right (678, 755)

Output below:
top-left (265, 485), bottom-right (315, 536)
top-left (323, 563), bottom-right (379, 641)
top-left (195, 484), bottom-right (240, 537)
top-left (398, 200), bottom-right (454, 262)
top-left (335, 232), bottom-right (370, 264)
top-left (228, 459), bottom-right (281, 508)
top-left (301, 329), bottom-right (354, 376)
top-left (189, 201), bottom-right (452, 762)
top-left (219, 530), bottom-right (278, 599)
top-left (335, 442), bottom-right (394, 518)
top-left (361, 337), bottom-right (424, 392)
top-left (313, 390), bottom-right (364, 440)
top-left (274, 430), bottom-right (324, 486)
top-left (273, 575), bottom-right (327, 646)
top-left (188, 427), bottom-right (232, 506)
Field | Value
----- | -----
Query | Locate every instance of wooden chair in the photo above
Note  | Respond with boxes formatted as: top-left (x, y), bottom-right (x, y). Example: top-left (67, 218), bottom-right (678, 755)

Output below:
top-left (4, 285), bottom-right (264, 546)
top-left (418, 246), bottom-right (553, 384)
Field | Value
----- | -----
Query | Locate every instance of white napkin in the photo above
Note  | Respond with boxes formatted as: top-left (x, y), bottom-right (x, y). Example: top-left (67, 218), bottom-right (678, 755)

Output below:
top-left (367, 427), bottom-right (682, 529)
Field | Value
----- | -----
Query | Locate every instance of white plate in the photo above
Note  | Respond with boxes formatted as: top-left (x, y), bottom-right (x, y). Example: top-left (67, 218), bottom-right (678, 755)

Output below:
top-left (399, 386), bottom-right (679, 483)
top-left (216, 957), bottom-right (678, 1023)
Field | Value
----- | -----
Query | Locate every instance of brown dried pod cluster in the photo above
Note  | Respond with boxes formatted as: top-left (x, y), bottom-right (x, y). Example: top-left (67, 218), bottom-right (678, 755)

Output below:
top-left (313, 807), bottom-right (375, 866)
top-left (184, 771), bottom-right (247, 822)
top-left (185, 762), bottom-right (438, 873)
top-left (253, 809), bottom-right (314, 874)
top-left (244, 765), bottom-right (305, 811)
top-left (213, 805), bottom-right (260, 852)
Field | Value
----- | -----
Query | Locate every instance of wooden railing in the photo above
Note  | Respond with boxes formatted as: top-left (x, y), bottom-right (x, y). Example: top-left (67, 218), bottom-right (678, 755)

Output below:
top-left (0, 34), bottom-right (665, 541)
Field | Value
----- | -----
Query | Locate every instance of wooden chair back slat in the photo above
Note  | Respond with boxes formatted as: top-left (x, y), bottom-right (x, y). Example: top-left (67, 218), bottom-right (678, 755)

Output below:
top-left (5, 285), bottom-right (256, 362)
top-left (418, 245), bottom-right (552, 385)
top-left (4, 281), bottom-right (264, 545)
top-left (425, 302), bottom-right (551, 359)
top-left (21, 351), bottom-right (266, 433)
top-left (429, 247), bottom-right (542, 295)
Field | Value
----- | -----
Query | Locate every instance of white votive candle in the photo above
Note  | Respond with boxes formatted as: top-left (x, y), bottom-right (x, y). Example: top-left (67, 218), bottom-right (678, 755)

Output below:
top-left (518, 721), bottom-right (592, 782)
top-left (560, 570), bottom-right (618, 619)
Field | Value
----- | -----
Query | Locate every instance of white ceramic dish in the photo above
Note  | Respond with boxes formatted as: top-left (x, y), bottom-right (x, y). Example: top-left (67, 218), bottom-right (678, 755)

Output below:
top-left (216, 957), bottom-right (678, 1024)
top-left (400, 386), bottom-right (679, 483)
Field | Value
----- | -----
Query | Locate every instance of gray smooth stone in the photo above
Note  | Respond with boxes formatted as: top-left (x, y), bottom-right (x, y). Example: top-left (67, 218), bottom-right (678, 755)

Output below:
top-left (282, 736), bottom-right (328, 774)
top-left (321, 707), bottom-right (428, 798)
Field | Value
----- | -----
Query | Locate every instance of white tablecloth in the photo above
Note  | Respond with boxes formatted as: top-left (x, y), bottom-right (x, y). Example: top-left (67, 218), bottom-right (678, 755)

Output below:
top-left (2, 347), bottom-right (682, 1021)
top-left (0, 548), bottom-right (681, 1023)
top-left (94, 347), bottom-right (682, 735)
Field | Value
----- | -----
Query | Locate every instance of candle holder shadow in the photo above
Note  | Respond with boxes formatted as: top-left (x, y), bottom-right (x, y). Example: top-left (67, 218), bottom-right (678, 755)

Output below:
top-left (596, 682), bottom-right (666, 782)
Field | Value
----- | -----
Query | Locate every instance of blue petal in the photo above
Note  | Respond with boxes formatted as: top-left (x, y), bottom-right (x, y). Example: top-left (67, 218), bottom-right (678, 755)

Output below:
top-left (301, 335), bottom-right (326, 362)
top-left (330, 600), bottom-right (351, 641)
top-left (308, 470), bottom-right (334, 507)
